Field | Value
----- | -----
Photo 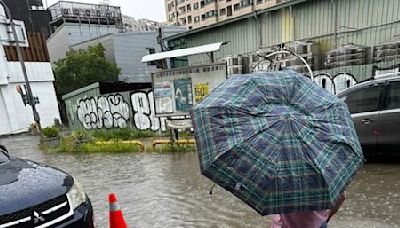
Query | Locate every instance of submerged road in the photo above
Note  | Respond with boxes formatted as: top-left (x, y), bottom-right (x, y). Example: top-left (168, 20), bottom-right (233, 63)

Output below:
top-left (1, 134), bottom-right (399, 228)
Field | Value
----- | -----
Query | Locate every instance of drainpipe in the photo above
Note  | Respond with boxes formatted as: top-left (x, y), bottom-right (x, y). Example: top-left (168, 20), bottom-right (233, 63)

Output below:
top-left (290, 6), bottom-right (295, 41)
top-left (330, 0), bottom-right (338, 48)
top-left (0, 0), bottom-right (43, 137)
top-left (253, 12), bottom-right (262, 49)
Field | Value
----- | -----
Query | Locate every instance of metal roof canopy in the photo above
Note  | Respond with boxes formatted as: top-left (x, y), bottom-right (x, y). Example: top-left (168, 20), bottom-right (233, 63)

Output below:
top-left (141, 42), bottom-right (227, 63)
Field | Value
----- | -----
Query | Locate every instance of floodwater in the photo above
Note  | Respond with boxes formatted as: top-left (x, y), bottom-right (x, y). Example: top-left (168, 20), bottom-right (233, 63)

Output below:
top-left (1, 135), bottom-right (399, 228)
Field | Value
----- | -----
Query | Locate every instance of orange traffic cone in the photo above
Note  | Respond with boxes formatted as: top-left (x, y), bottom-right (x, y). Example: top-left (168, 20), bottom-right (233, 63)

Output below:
top-left (108, 193), bottom-right (128, 228)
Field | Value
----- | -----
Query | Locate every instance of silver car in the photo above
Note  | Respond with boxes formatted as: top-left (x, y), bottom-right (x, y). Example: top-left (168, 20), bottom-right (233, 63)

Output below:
top-left (337, 73), bottom-right (400, 156)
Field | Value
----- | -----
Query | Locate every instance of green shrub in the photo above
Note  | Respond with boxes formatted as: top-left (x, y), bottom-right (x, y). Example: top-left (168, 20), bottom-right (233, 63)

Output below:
top-left (42, 127), bottom-right (59, 138)
top-left (52, 118), bottom-right (62, 129)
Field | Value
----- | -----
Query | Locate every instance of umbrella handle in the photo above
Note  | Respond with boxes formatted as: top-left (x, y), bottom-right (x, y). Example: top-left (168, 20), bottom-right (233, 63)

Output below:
top-left (258, 49), bottom-right (314, 81)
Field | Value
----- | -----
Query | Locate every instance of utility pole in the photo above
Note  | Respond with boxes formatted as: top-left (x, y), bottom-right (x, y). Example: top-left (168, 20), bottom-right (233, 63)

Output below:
top-left (0, 0), bottom-right (43, 137)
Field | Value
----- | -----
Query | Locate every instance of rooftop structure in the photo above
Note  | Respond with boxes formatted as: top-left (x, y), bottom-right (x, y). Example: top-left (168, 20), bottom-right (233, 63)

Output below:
top-left (48, 1), bottom-right (122, 28)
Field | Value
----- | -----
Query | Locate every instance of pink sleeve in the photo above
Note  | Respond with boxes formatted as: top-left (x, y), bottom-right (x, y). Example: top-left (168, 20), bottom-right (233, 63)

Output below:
top-left (271, 214), bottom-right (282, 228)
top-left (280, 210), bottom-right (330, 228)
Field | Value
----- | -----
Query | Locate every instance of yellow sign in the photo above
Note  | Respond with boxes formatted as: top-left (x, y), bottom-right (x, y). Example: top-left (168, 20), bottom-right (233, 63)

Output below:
top-left (194, 83), bottom-right (209, 102)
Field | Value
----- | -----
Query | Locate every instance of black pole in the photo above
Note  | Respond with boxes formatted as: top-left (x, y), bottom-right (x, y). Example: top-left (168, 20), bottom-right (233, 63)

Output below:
top-left (0, 0), bottom-right (43, 137)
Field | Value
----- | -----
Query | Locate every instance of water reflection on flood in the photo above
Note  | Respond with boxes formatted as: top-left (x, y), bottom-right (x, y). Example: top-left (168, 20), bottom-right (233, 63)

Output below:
top-left (1, 135), bottom-right (399, 228)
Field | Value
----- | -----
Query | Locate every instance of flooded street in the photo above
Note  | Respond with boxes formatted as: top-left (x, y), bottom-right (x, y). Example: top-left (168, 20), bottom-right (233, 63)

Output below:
top-left (1, 134), bottom-right (399, 228)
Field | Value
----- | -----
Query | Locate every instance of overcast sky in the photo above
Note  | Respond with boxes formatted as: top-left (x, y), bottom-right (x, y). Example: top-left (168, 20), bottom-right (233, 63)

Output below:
top-left (45, 0), bottom-right (167, 22)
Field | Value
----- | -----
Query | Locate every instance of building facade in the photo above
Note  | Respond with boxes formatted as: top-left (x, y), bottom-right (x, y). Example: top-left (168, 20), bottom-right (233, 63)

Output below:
top-left (71, 27), bottom-right (186, 83)
top-left (3, 0), bottom-right (51, 38)
top-left (46, 1), bottom-right (123, 63)
top-left (0, 16), bottom-right (60, 135)
top-left (165, 0), bottom-right (400, 85)
top-left (122, 16), bottom-right (179, 32)
top-left (165, 0), bottom-right (283, 29)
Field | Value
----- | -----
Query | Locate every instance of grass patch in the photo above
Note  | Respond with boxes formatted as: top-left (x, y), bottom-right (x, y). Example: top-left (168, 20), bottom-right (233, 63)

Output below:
top-left (88, 128), bottom-right (156, 141)
top-left (40, 128), bottom-right (196, 153)
top-left (42, 135), bottom-right (143, 153)
top-left (81, 143), bottom-right (141, 153)
top-left (154, 144), bottom-right (196, 153)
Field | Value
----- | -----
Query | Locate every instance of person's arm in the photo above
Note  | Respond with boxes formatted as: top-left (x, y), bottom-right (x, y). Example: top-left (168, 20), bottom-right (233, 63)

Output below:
top-left (328, 191), bottom-right (346, 221)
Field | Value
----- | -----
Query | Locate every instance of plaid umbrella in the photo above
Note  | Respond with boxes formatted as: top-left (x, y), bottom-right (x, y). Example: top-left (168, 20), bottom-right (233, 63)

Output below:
top-left (191, 70), bottom-right (364, 216)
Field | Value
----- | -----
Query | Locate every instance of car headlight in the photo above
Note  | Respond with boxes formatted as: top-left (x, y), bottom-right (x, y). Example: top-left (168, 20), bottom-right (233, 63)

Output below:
top-left (66, 179), bottom-right (87, 210)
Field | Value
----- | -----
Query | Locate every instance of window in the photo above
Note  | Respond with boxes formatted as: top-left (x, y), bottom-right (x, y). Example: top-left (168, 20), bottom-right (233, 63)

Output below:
top-left (234, 3), bottom-right (240, 10)
top-left (227, 5), bottom-right (232, 16)
top-left (201, 0), bottom-right (216, 7)
top-left (187, 4), bottom-right (191, 11)
top-left (220, 8), bottom-right (226, 15)
top-left (194, 2), bottom-right (199, 9)
top-left (194, 16), bottom-right (200, 22)
top-left (188, 16), bottom-right (192, 24)
top-left (342, 85), bottom-right (381, 114)
top-left (257, 0), bottom-right (263, 4)
top-left (385, 82), bottom-right (400, 110)
top-left (202, 10), bottom-right (218, 20)
top-left (241, 0), bottom-right (253, 7)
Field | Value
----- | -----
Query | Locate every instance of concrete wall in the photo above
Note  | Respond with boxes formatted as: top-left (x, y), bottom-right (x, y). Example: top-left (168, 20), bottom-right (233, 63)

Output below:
top-left (113, 32), bottom-right (161, 82)
top-left (0, 62), bottom-right (60, 135)
top-left (71, 34), bottom-right (116, 62)
top-left (47, 23), bottom-right (120, 63)
top-left (70, 28), bottom-right (186, 83)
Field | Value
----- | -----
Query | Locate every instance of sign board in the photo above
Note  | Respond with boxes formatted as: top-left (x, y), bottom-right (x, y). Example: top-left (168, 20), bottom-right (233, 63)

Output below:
top-left (151, 63), bottom-right (227, 118)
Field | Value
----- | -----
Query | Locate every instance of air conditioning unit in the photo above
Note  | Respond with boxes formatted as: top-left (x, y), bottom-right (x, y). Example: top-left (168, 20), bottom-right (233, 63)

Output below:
top-left (85, 10), bottom-right (91, 16)
top-left (73, 8), bottom-right (80, 16)
top-left (105, 10), bottom-right (111, 18)
top-left (227, 66), bottom-right (243, 76)
top-left (62, 8), bottom-right (69, 16)
top-left (226, 56), bottom-right (242, 66)
top-left (96, 10), bottom-right (102, 17)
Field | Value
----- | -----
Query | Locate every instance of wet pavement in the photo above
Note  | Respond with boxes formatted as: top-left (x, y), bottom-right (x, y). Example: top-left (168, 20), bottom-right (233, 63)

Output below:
top-left (1, 134), bottom-right (399, 228)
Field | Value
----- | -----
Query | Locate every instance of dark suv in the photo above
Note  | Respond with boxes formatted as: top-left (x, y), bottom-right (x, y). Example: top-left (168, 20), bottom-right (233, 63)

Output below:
top-left (0, 145), bottom-right (94, 227)
top-left (337, 74), bottom-right (400, 156)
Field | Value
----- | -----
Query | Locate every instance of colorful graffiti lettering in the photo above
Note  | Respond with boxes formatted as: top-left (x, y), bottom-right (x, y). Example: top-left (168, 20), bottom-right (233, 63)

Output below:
top-left (314, 73), bottom-right (358, 95)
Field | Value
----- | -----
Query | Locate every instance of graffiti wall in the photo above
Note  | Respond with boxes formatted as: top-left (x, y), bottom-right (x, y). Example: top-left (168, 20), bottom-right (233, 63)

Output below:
top-left (313, 63), bottom-right (400, 95)
top-left (313, 73), bottom-right (358, 95)
top-left (67, 89), bottom-right (167, 131)
top-left (77, 94), bottom-right (130, 129)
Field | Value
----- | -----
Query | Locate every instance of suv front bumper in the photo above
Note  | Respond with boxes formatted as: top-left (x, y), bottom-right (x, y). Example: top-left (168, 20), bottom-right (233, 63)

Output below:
top-left (59, 197), bottom-right (94, 228)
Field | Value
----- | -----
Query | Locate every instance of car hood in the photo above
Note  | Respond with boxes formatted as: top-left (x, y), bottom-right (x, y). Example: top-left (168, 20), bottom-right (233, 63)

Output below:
top-left (0, 157), bottom-right (73, 215)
